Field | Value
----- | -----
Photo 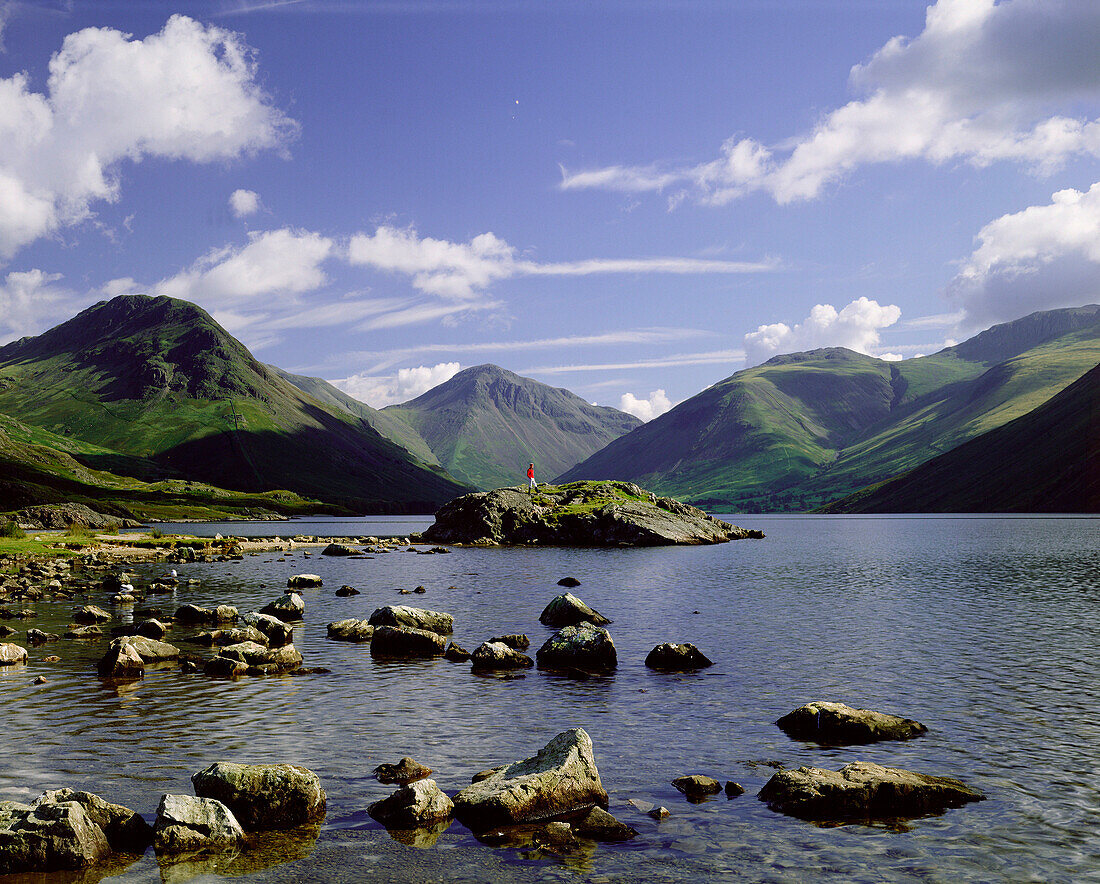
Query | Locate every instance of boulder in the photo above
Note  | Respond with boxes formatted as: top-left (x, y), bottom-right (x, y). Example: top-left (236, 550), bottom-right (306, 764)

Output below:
top-left (287, 574), bottom-right (323, 588)
top-left (35, 789), bottom-right (151, 854)
top-left (64, 625), bottom-right (104, 640)
top-left (672, 775), bottom-right (722, 801)
top-left (374, 757), bottom-right (433, 785)
top-left (367, 605), bottom-right (453, 635)
top-left (213, 626), bottom-right (269, 647)
top-left (645, 642), bottom-right (714, 671)
top-left (73, 605), bottom-right (111, 624)
top-left (572, 806), bottom-right (637, 842)
top-left (536, 625), bottom-right (617, 673)
top-left (242, 612), bottom-right (294, 646)
top-left (471, 641), bottom-right (534, 672)
top-left (452, 728), bottom-right (608, 831)
top-left (96, 640), bottom-right (144, 679)
top-left (444, 642), bottom-right (471, 662)
top-left (260, 592), bottom-right (305, 622)
top-left (539, 593), bottom-right (611, 628)
top-left (244, 645), bottom-right (303, 675)
top-left (776, 701), bottom-right (928, 745)
top-left (0, 644), bottom-right (28, 665)
top-left (488, 633), bottom-right (529, 650)
top-left (175, 604), bottom-right (237, 625)
top-left (532, 820), bottom-right (577, 852)
top-left (152, 794), bottom-right (243, 853)
top-left (26, 629), bottom-right (58, 646)
top-left (758, 761), bottom-right (985, 821)
top-left (0, 799), bottom-right (110, 872)
top-left (191, 762), bottom-right (326, 831)
top-left (118, 635), bottom-right (179, 663)
top-left (326, 619), bottom-right (374, 642)
top-left (204, 656), bottom-right (248, 678)
top-left (725, 781), bottom-right (746, 797)
top-left (134, 619), bottom-right (167, 640)
top-left (557, 577), bottom-right (581, 587)
top-left (321, 543), bottom-right (356, 556)
top-left (368, 779), bottom-right (453, 829)
top-left (335, 585), bottom-right (360, 596)
top-left (370, 625), bottom-right (447, 659)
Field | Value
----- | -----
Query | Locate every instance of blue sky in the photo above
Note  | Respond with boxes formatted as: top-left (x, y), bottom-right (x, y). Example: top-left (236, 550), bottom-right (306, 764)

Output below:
top-left (2, 1), bottom-right (1099, 419)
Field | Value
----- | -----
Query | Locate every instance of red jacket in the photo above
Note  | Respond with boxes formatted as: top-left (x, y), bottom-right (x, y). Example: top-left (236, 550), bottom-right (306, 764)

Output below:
top-left (527, 467), bottom-right (535, 479)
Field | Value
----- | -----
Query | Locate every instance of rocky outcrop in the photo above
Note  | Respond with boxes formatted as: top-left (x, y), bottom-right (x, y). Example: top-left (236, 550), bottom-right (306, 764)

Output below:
top-left (452, 728), bottom-right (608, 831)
top-left (536, 625), bottom-right (617, 673)
top-left (758, 761), bottom-right (985, 821)
top-left (368, 779), bottom-right (453, 829)
top-left (152, 794), bottom-right (243, 853)
top-left (367, 605), bottom-right (453, 635)
top-left (13, 504), bottom-right (140, 530)
top-left (471, 641), bottom-right (534, 672)
top-left (776, 701), bottom-right (928, 745)
top-left (326, 619), bottom-right (374, 642)
top-left (539, 593), bottom-right (610, 627)
top-left (191, 762), bottom-right (326, 831)
top-left (423, 481), bottom-right (763, 547)
top-left (260, 592), bottom-right (305, 622)
top-left (645, 642), bottom-right (714, 671)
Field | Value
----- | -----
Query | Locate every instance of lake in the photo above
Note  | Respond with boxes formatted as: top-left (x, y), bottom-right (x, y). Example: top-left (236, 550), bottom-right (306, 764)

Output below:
top-left (2, 514), bottom-right (1098, 883)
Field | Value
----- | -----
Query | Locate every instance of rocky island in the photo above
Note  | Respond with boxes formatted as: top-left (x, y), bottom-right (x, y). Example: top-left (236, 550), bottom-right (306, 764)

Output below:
top-left (419, 481), bottom-right (763, 547)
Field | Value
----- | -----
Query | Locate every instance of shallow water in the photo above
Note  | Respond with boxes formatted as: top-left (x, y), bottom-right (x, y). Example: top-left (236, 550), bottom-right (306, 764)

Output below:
top-left (2, 515), bottom-right (1099, 883)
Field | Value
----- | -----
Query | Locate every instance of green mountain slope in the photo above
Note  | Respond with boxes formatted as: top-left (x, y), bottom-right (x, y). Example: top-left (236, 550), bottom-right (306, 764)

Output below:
top-left (383, 364), bottom-right (642, 490)
top-left (821, 361), bottom-right (1100, 513)
top-left (560, 306), bottom-right (1100, 511)
top-left (0, 295), bottom-right (468, 512)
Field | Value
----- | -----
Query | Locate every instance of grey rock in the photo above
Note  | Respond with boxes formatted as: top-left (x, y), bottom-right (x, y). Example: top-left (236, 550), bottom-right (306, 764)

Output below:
top-left (536, 624), bottom-right (617, 673)
top-left (672, 775), bottom-right (722, 801)
top-left (96, 640), bottom-right (144, 679)
top-left (645, 642), bottom-right (714, 671)
top-left (117, 635), bottom-right (179, 663)
top-left (64, 625), bottom-right (104, 640)
top-left (374, 757), bottom-right (433, 784)
top-left (367, 605), bottom-right (453, 635)
top-left (191, 762), bottom-right (326, 831)
top-left (452, 728), bottom-right (608, 831)
top-left (0, 798), bottom-right (110, 872)
top-left (321, 544), bottom-right (356, 556)
top-left (488, 633), bottom-right (529, 650)
top-left (532, 820), bottom-right (577, 852)
top-left (776, 701), bottom-right (929, 745)
top-left (35, 789), bottom-right (151, 854)
top-left (152, 794), bottom-right (243, 853)
top-left (26, 629), bottom-right (58, 646)
top-left (326, 619), bottom-right (374, 642)
top-left (572, 806), bottom-right (637, 841)
top-left (242, 612), bottom-right (294, 646)
top-left (725, 781), bottom-right (746, 797)
top-left (73, 605), bottom-right (111, 624)
top-left (287, 574), bottom-right (323, 588)
top-left (368, 779), bottom-right (453, 829)
top-left (539, 593), bottom-right (611, 628)
top-left (260, 592), bottom-right (304, 622)
top-left (370, 625), bottom-right (446, 659)
top-left (471, 641), bottom-right (534, 672)
top-left (134, 619), bottom-right (167, 640)
top-left (758, 761), bottom-right (985, 821)
top-left (204, 656), bottom-right (248, 678)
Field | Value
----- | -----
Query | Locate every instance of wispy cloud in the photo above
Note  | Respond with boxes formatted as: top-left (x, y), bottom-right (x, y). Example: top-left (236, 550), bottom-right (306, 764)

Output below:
top-left (521, 348), bottom-right (747, 375)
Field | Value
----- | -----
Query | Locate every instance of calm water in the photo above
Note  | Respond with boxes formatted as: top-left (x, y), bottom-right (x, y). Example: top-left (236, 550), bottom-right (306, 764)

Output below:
top-left (2, 515), bottom-right (1099, 883)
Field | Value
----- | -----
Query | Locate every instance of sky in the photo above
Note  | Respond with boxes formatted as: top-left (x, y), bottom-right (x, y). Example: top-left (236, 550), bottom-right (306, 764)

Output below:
top-left (1, 0), bottom-right (1099, 420)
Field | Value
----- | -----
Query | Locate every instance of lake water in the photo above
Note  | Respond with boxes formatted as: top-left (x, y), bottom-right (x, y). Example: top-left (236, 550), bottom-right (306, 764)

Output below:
top-left (2, 514), bottom-right (1099, 883)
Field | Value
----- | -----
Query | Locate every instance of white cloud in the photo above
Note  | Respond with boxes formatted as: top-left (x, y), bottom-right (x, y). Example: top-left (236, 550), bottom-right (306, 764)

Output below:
top-left (619, 389), bottom-right (673, 422)
top-left (335, 361), bottom-right (461, 408)
top-left (561, 0), bottom-right (1100, 204)
top-left (947, 182), bottom-right (1100, 327)
top-left (0, 15), bottom-right (294, 261)
top-left (229, 188), bottom-right (261, 218)
top-left (0, 268), bottom-right (70, 343)
top-left (522, 349), bottom-right (746, 375)
top-left (743, 297), bottom-right (902, 366)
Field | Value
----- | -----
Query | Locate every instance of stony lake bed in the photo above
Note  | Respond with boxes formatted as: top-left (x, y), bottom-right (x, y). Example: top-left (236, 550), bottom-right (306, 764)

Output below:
top-left (1, 514), bottom-right (1099, 883)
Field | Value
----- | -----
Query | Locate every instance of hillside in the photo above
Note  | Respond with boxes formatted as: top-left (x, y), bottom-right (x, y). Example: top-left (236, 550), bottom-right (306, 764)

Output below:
top-left (0, 295), bottom-right (469, 513)
top-left (821, 362), bottom-right (1100, 513)
top-left (560, 306), bottom-right (1100, 511)
top-left (383, 364), bottom-right (641, 490)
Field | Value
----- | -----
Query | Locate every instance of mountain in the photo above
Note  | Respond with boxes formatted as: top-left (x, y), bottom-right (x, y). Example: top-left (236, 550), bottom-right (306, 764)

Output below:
top-left (382, 364), bottom-right (642, 490)
top-left (560, 306), bottom-right (1100, 511)
top-left (0, 295), bottom-right (469, 513)
top-left (820, 361), bottom-right (1100, 513)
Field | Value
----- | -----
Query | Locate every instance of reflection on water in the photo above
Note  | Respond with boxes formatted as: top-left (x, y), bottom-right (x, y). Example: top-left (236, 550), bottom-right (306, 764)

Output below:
top-left (1, 515), bottom-right (1099, 882)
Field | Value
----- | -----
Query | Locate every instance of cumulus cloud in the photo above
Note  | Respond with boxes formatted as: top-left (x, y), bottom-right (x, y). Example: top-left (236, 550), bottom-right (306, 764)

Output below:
top-left (619, 389), bottom-right (673, 422)
top-left (0, 15), bottom-right (294, 261)
top-left (561, 0), bottom-right (1100, 204)
top-left (743, 297), bottom-right (902, 366)
top-left (336, 362), bottom-right (461, 408)
top-left (947, 182), bottom-right (1100, 327)
top-left (229, 188), bottom-right (261, 218)
top-left (0, 268), bottom-right (72, 343)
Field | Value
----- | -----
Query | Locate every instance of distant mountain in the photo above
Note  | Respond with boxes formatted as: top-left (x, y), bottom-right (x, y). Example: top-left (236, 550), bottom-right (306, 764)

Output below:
top-left (560, 306), bottom-right (1100, 511)
top-left (0, 295), bottom-right (469, 513)
top-left (382, 364), bottom-right (642, 490)
top-left (821, 361), bottom-right (1100, 513)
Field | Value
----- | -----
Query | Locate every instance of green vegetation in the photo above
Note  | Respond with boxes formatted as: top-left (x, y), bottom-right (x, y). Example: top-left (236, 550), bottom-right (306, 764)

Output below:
top-left (0, 519), bottom-right (25, 539)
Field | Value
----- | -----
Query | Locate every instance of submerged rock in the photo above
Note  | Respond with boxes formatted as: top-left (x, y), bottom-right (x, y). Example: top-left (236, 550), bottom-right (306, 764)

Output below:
top-left (191, 762), bottom-right (326, 831)
top-left (539, 593), bottom-right (611, 628)
top-left (452, 728), bottom-right (608, 832)
top-left (776, 701), bottom-right (929, 745)
top-left (572, 806), bottom-right (637, 842)
top-left (444, 641), bottom-right (471, 662)
top-left (335, 585), bottom-right (360, 597)
top-left (644, 642), bottom-right (714, 671)
top-left (423, 481), bottom-right (763, 547)
top-left (153, 794), bottom-right (243, 853)
top-left (536, 625), bottom-right (617, 673)
top-left (369, 779), bottom-right (453, 829)
top-left (758, 761), bottom-right (985, 822)
top-left (367, 605), bottom-right (453, 635)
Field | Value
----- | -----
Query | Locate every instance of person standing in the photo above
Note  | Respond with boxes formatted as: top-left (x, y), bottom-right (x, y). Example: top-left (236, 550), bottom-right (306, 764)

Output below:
top-left (527, 463), bottom-right (536, 492)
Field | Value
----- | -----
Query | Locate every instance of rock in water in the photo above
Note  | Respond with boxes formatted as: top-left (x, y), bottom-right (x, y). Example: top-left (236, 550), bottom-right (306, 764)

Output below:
top-left (117, 635), bottom-right (180, 663)
top-left (335, 585), bottom-right (360, 596)
top-left (672, 775), bottom-right (722, 801)
top-left (370, 625), bottom-right (446, 659)
top-left (191, 762), bottom-right (326, 831)
top-left (153, 794), bottom-right (243, 853)
top-left (96, 640), bottom-right (144, 680)
top-left (287, 574), bottom-right (323, 588)
top-left (571, 806), bottom-right (637, 841)
top-left (242, 612), bottom-right (294, 646)
top-left (452, 728), bottom-right (608, 831)
top-left (73, 605), bottom-right (111, 624)
top-left (776, 701), bottom-right (928, 744)
top-left (260, 592), bottom-right (305, 622)
top-left (557, 577), bottom-right (581, 587)
top-left (423, 481), bottom-right (763, 546)
top-left (471, 641), bottom-right (534, 672)
top-left (367, 605), bottom-right (453, 635)
top-left (326, 619), bottom-right (374, 642)
top-left (34, 790), bottom-right (151, 854)
top-left (0, 643), bottom-right (28, 665)
top-left (536, 625), bottom-right (617, 673)
top-left (368, 779), bottom-right (453, 829)
top-left (758, 761), bottom-right (984, 822)
top-left (321, 544), bottom-right (356, 556)
top-left (539, 593), bottom-right (611, 627)
top-left (0, 800), bottom-right (110, 872)
top-left (645, 642), bottom-right (714, 671)
top-left (374, 757), bottom-right (433, 785)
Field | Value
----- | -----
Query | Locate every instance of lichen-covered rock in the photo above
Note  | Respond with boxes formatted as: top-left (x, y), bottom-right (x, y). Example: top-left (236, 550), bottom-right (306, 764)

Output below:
top-left (368, 779), bottom-right (453, 829)
top-left (536, 625), bottom-right (617, 673)
top-left (0, 643), bottom-right (28, 665)
top-left (35, 790), bottom-right (151, 854)
top-left (326, 619), bottom-right (374, 642)
top-left (776, 701), bottom-right (928, 745)
top-left (287, 574), bottom-right (322, 588)
top-left (758, 761), bottom-right (985, 822)
top-left (452, 728), bottom-right (608, 831)
top-left (204, 656), bottom-right (248, 678)
top-left (539, 593), bottom-right (610, 627)
top-left (175, 604), bottom-right (237, 625)
top-left (471, 641), bottom-right (533, 672)
top-left (260, 592), bottom-right (305, 622)
top-left (374, 757), bottom-right (433, 785)
top-left (152, 794), bottom-right (243, 853)
top-left (423, 481), bottom-right (763, 546)
top-left (370, 625), bottom-right (446, 659)
top-left (0, 799), bottom-right (110, 872)
top-left (367, 605), bottom-right (453, 635)
top-left (645, 642), bottom-right (713, 671)
top-left (191, 762), bottom-right (326, 831)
